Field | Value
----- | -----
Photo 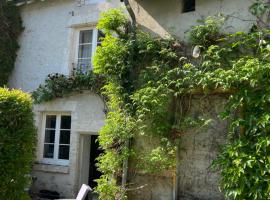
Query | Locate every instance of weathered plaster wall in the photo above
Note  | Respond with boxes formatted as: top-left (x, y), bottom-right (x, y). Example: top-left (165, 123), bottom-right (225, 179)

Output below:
top-left (8, 0), bottom-right (120, 197)
top-left (128, 174), bottom-right (174, 200)
top-left (32, 92), bottom-right (105, 198)
top-left (128, 96), bottom-right (228, 200)
top-left (128, 135), bottom-right (175, 200)
top-left (130, 0), bottom-right (255, 39)
top-left (177, 96), bottom-right (227, 200)
top-left (9, 0), bottom-right (240, 199)
top-left (9, 0), bottom-right (121, 92)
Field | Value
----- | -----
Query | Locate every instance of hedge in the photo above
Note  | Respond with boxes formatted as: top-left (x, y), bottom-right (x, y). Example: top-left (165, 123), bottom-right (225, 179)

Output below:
top-left (0, 88), bottom-right (36, 200)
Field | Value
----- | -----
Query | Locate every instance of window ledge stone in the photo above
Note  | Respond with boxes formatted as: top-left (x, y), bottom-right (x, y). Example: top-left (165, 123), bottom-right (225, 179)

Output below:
top-left (33, 163), bottom-right (69, 174)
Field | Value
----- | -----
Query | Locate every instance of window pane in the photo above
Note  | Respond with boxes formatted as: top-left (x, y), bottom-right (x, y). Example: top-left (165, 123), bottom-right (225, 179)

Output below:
top-left (58, 145), bottom-right (70, 160)
top-left (45, 115), bottom-right (56, 128)
top-left (78, 44), bottom-right (92, 58)
top-left (43, 144), bottom-right (54, 158)
top-left (61, 116), bottom-right (71, 129)
top-left (45, 129), bottom-right (55, 143)
top-left (77, 59), bottom-right (92, 73)
top-left (79, 30), bottom-right (93, 44)
top-left (60, 130), bottom-right (70, 144)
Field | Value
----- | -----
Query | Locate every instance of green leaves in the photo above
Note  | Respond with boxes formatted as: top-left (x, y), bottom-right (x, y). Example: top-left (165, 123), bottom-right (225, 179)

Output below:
top-left (136, 138), bottom-right (176, 174)
top-left (189, 15), bottom-right (225, 46)
top-left (32, 70), bottom-right (104, 103)
top-left (131, 83), bottom-right (172, 137)
top-left (0, 1), bottom-right (23, 86)
top-left (214, 135), bottom-right (270, 200)
top-left (93, 35), bottom-right (128, 76)
top-left (93, 8), bottom-right (270, 200)
top-left (249, 1), bottom-right (270, 17)
top-left (97, 8), bottom-right (129, 37)
top-left (0, 88), bottom-right (36, 200)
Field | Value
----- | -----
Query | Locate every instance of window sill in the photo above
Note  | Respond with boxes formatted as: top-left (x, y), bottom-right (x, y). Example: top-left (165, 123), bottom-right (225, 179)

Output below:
top-left (33, 163), bottom-right (69, 174)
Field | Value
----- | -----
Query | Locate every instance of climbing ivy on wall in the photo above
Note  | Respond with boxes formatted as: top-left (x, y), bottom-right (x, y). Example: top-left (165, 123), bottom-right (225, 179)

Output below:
top-left (0, 0), bottom-right (23, 86)
top-left (92, 5), bottom-right (270, 200)
top-left (32, 1), bottom-right (270, 200)
top-left (32, 70), bottom-right (104, 103)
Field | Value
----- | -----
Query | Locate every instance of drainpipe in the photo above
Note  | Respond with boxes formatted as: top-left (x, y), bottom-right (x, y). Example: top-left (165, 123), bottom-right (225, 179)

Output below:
top-left (121, 139), bottom-right (130, 188)
top-left (120, 0), bottom-right (136, 191)
top-left (122, 0), bottom-right (136, 31)
top-left (173, 145), bottom-right (179, 200)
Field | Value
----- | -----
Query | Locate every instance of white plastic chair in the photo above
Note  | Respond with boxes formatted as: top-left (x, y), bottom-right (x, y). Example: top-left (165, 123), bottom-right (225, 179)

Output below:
top-left (58, 184), bottom-right (92, 200)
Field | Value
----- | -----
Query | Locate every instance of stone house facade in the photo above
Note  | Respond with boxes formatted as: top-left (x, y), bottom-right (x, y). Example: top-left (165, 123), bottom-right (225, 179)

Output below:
top-left (9, 0), bottom-right (256, 199)
top-left (127, 1), bottom-right (256, 199)
top-left (9, 0), bottom-right (121, 198)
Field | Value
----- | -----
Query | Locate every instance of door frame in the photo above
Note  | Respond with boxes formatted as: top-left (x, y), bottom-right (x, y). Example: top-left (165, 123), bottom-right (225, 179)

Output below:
top-left (78, 132), bottom-right (98, 190)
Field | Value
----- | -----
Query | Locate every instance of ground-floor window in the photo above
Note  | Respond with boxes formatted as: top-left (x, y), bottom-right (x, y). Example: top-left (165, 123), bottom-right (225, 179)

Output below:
top-left (42, 114), bottom-right (71, 165)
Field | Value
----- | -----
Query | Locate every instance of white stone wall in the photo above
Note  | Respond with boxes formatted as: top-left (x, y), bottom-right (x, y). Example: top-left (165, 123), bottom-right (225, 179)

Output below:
top-left (9, 0), bottom-right (121, 92)
top-left (32, 92), bottom-right (105, 198)
top-left (7, 0), bottom-right (120, 198)
top-left (130, 0), bottom-right (256, 39)
top-left (177, 96), bottom-right (227, 200)
top-left (8, 0), bottom-right (257, 199)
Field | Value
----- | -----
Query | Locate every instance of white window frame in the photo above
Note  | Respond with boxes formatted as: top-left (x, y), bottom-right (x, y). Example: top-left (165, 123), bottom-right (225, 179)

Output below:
top-left (73, 27), bottom-right (99, 72)
top-left (41, 113), bottom-right (71, 166)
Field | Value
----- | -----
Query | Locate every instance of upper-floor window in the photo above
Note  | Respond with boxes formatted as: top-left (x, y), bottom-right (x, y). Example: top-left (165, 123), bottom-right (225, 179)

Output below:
top-left (182, 0), bottom-right (195, 13)
top-left (75, 29), bottom-right (104, 73)
top-left (42, 114), bottom-right (71, 165)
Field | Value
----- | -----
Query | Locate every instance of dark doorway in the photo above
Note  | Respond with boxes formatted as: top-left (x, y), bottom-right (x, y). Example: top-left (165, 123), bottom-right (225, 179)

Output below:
top-left (88, 135), bottom-right (103, 189)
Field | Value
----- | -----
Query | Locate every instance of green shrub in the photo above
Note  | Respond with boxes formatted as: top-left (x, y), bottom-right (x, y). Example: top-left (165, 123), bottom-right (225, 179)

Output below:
top-left (96, 8), bottom-right (129, 36)
top-left (0, 88), bottom-right (36, 200)
top-left (94, 8), bottom-right (270, 199)
top-left (189, 15), bottom-right (225, 46)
